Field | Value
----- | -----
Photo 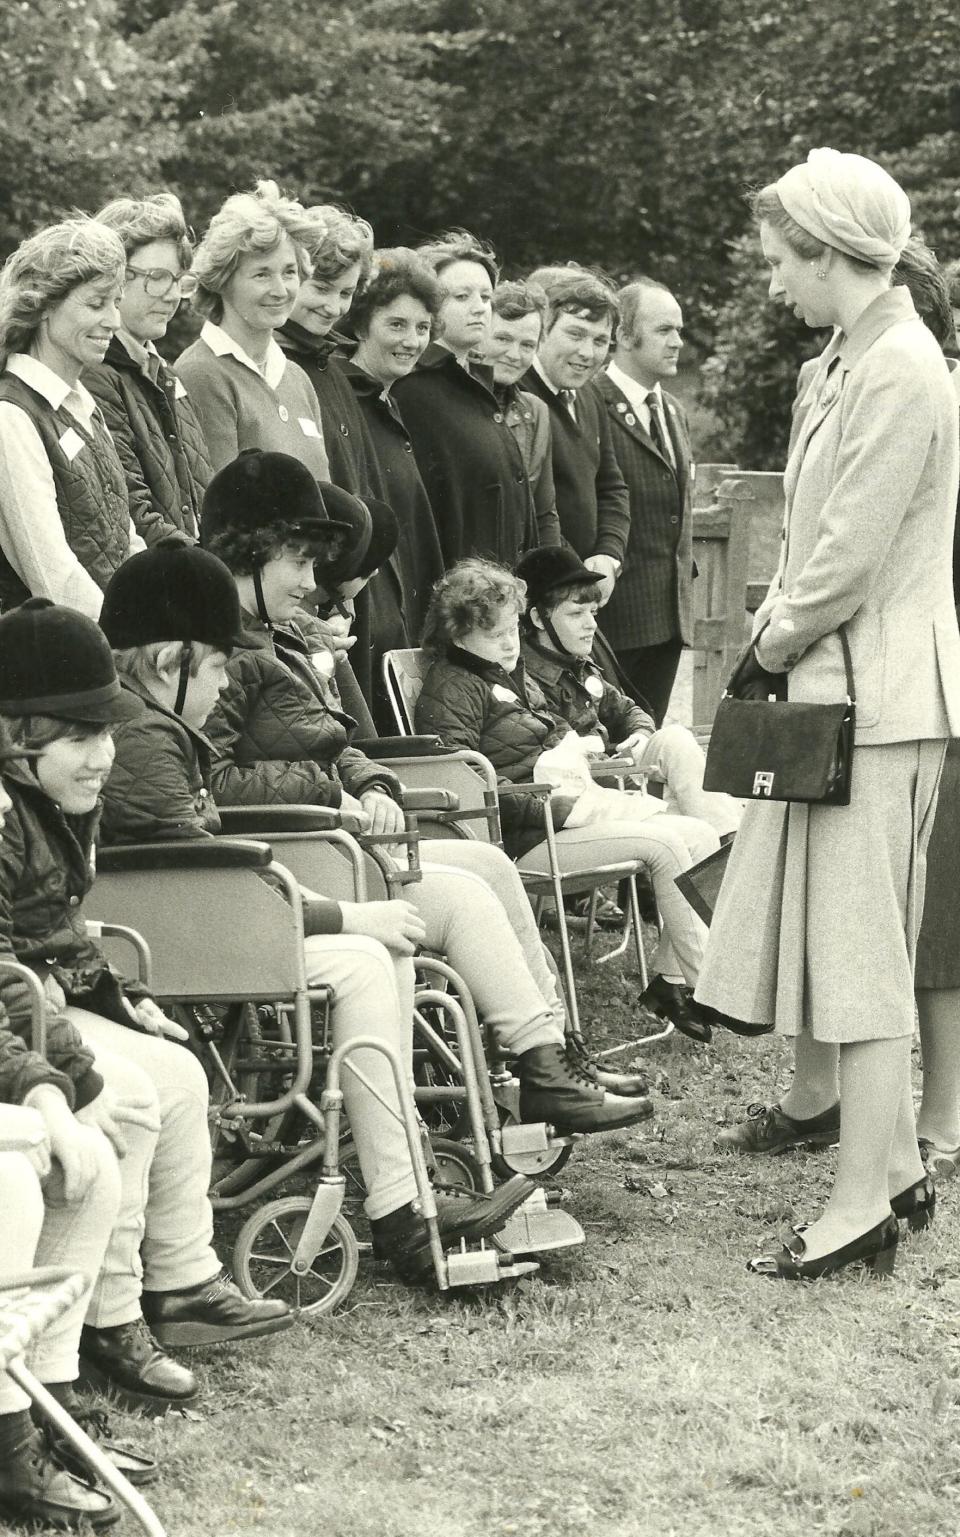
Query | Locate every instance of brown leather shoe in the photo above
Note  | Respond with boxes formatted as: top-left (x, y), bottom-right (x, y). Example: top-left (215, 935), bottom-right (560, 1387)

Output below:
top-left (371, 1175), bottom-right (535, 1281)
top-left (79, 1319), bottom-right (198, 1409)
top-left (141, 1272), bottom-right (293, 1347)
top-left (0, 1426), bottom-right (119, 1530)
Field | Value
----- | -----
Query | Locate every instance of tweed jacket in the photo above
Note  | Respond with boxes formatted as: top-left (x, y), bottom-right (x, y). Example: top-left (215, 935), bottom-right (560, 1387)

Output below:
top-left (204, 608), bottom-right (402, 809)
top-left (754, 287), bottom-right (960, 744)
top-left (594, 371), bottom-right (694, 649)
top-left (520, 635), bottom-right (655, 747)
top-left (520, 370), bottom-right (630, 565)
top-left (393, 344), bottom-right (535, 568)
top-left (86, 336), bottom-right (212, 543)
top-left (414, 646), bottom-right (575, 857)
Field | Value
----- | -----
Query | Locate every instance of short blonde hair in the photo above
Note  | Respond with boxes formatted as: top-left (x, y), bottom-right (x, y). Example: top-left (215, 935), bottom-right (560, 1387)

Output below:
top-left (0, 218), bottom-right (125, 366)
top-left (192, 180), bottom-right (315, 322)
top-left (301, 205), bottom-right (375, 284)
top-left (95, 192), bottom-right (193, 268)
top-left (112, 639), bottom-right (222, 686)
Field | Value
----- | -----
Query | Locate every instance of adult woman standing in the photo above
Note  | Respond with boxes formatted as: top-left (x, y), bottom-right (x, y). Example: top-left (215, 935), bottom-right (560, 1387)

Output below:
top-left (695, 149), bottom-right (960, 1278)
top-left (88, 193), bottom-right (210, 544)
top-left (175, 181), bottom-right (330, 479)
top-left (392, 232), bottom-right (536, 569)
top-left (342, 249), bottom-right (445, 645)
top-left (0, 219), bottom-right (144, 617)
top-left (276, 205), bottom-right (375, 495)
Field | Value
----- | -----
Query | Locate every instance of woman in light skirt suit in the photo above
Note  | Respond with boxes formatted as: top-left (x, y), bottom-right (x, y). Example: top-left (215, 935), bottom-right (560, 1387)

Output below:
top-left (695, 149), bottom-right (960, 1278)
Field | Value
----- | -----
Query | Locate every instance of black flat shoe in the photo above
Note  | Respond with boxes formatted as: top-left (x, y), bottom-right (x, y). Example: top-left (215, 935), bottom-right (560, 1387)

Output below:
top-left (747, 1213), bottom-right (898, 1280)
top-left (891, 1174), bottom-right (936, 1232)
top-left (639, 976), bottom-right (712, 1043)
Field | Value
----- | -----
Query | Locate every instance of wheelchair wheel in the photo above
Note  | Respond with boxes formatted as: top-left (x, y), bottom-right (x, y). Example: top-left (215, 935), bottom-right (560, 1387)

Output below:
top-left (338, 1135), bottom-right (483, 1242)
top-left (491, 1108), bottom-right (574, 1180)
top-left (233, 1197), bottom-right (359, 1317)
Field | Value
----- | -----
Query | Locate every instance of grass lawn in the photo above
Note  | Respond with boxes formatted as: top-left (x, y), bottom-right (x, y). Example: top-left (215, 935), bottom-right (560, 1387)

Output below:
top-left (102, 935), bottom-right (960, 1537)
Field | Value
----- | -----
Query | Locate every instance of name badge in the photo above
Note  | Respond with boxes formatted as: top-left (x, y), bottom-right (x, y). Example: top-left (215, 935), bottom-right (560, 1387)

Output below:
top-left (298, 417), bottom-right (321, 439)
top-left (278, 404), bottom-right (289, 423)
top-left (491, 684), bottom-right (518, 705)
top-left (173, 377), bottom-right (188, 400)
top-left (58, 427), bottom-right (85, 462)
top-left (585, 674), bottom-right (604, 699)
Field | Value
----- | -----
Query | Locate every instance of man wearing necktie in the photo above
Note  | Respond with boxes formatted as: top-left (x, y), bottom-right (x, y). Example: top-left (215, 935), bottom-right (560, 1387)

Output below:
top-left (521, 270), bottom-right (630, 606)
top-left (596, 279), bottom-right (695, 724)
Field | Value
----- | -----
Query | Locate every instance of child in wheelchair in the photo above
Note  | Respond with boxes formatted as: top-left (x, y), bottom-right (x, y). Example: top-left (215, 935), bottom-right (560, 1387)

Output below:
top-left (415, 558), bottom-right (724, 1043)
top-left (0, 723), bottom-right (150, 1530)
top-left (0, 599), bottom-right (295, 1427)
top-left (195, 450), bottom-right (652, 1128)
top-left (96, 540), bottom-right (539, 1283)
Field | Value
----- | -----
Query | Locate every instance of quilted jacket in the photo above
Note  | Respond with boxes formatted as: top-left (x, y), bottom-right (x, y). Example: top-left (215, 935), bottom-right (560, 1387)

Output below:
top-left (0, 1000), bottom-right (74, 1108)
top-left (0, 371), bottom-right (130, 610)
top-left (520, 635), bottom-right (655, 747)
top-left (87, 337), bottom-right (212, 543)
top-left (204, 609), bottom-right (403, 809)
top-left (99, 678), bottom-right (221, 845)
top-left (414, 646), bottom-right (576, 857)
top-left (0, 760), bottom-right (158, 1110)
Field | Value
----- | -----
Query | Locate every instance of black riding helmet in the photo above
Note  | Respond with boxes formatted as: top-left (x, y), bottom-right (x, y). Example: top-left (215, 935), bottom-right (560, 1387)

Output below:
top-left (514, 546), bottom-right (601, 658)
top-left (312, 482), bottom-right (399, 601)
top-left (0, 598), bottom-right (127, 725)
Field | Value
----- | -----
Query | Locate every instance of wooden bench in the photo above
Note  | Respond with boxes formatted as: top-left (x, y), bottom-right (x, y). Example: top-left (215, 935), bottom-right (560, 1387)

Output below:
top-left (690, 466), bottom-right (785, 737)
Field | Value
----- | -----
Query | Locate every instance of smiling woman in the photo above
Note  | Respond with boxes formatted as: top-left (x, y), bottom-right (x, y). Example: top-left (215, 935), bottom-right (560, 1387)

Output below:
top-left (0, 218), bottom-right (143, 617)
top-left (174, 181), bottom-right (331, 480)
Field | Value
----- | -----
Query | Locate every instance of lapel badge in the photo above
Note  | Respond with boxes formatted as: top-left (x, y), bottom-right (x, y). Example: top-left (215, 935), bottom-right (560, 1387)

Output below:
top-left (616, 401), bottom-right (627, 413)
top-left (624, 413), bottom-right (636, 427)
top-left (585, 674), bottom-right (604, 699)
top-left (278, 404), bottom-right (289, 422)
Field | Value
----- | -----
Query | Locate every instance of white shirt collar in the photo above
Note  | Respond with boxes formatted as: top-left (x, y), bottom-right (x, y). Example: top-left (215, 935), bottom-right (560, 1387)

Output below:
top-left (7, 354), bottom-right (99, 425)
top-left (532, 355), bottom-right (561, 396)
top-left (117, 329), bottom-right (156, 370)
top-left (201, 320), bottom-right (287, 390)
top-left (606, 360), bottom-right (662, 415)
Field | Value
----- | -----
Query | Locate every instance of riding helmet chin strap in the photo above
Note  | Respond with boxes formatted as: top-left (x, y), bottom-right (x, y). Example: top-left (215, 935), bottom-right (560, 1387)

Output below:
top-left (252, 563), bottom-right (272, 628)
top-left (174, 641), bottom-right (194, 716)
top-left (536, 604), bottom-right (575, 662)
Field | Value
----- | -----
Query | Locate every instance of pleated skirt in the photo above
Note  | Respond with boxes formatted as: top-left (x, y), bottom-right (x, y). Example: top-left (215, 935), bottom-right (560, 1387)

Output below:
top-left (694, 740), bottom-right (946, 1042)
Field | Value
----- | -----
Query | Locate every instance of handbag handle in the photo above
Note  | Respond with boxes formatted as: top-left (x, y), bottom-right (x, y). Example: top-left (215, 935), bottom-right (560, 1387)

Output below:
top-left (734, 621), bottom-right (856, 704)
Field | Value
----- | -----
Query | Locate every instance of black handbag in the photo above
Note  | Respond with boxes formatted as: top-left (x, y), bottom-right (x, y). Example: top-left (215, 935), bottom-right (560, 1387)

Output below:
top-left (702, 626), bottom-right (855, 806)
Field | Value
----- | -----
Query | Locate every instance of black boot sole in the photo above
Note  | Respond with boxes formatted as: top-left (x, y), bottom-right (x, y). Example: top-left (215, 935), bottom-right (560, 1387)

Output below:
top-left (76, 1358), bottom-right (200, 1412)
top-left (526, 1097), bottom-right (655, 1134)
top-left (0, 1488), bottom-right (121, 1531)
top-left (146, 1310), bottom-right (295, 1348)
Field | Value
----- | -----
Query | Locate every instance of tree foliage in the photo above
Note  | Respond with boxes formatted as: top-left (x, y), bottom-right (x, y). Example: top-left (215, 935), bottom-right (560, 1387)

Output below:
top-left (2, 0), bottom-right (958, 465)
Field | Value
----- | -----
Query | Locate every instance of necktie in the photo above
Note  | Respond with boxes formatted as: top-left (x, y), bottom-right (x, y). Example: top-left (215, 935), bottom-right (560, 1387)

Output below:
top-left (560, 388), bottom-right (577, 421)
top-left (646, 392), bottom-right (670, 462)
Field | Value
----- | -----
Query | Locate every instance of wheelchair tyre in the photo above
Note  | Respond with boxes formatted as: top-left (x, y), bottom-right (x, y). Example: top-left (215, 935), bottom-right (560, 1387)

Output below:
top-left (490, 1108), bottom-right (573, 1180)
top-left (233, 1197), bottom-right (359, 1317)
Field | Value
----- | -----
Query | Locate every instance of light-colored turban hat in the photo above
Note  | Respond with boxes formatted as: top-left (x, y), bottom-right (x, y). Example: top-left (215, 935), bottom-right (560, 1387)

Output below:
top-left (775, 148), bottom-right (911, 269)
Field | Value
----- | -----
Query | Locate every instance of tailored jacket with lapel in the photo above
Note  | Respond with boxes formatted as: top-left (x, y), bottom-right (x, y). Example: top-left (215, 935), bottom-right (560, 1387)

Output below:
top-left (520, 369), bottom-right (630, 566)
top-left (392, 343), bottom-right (534, 568)
top-left (754, 287), bottom-right (960, 745)
top-left (594, 372), bottom-right (694, 650)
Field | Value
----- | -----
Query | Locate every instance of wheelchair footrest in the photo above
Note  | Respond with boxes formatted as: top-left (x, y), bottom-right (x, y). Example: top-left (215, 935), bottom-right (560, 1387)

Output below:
top-left (499, 1121), bottom-right (571, 1156)
top-left (494, 1202), bottom-right (585, 1256)
top-left (444, 1243), bottom-right (539, 1287)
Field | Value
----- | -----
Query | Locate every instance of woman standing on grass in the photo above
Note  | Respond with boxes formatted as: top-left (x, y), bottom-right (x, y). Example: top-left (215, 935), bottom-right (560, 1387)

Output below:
top-left (175, 181), bottom-right (330, 479)
top-left (0, 219), bottom-right (144, 617)
top-left (695, 148), bottom-right (960, 1279)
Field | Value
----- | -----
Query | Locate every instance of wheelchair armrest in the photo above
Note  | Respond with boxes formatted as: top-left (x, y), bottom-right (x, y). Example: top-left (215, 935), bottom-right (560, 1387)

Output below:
top-left (504, 781), bottom-right (553, 800)
top-left (400, 787), bottom-right (459, 813)
top-left (216, 805), bottom-right (365, 836)
top-left (97, 838), bottom-right (273, 873)
top-left (594, 756), bottom-right (636, 776)
top-left (351, 735), bottom-right (447, 759)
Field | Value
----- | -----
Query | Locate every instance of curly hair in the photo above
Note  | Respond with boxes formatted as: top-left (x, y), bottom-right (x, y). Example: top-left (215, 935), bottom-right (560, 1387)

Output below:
top-left (301, 205), bottom-right (375, 285)
top-left (205, 521), bottom-right (342, 576)
top-left (191, 180), bottom-right (315, 323)
top-left (0, 218), bottom-right (126, 367)
top-left (417, 230), bottom-right (499, 286)
top-left (94, 192), bottom-right (193, 268)
top-left (348, 248), bottom-right (441, 338)
top-left (421, 559), bottom-right (526, 657)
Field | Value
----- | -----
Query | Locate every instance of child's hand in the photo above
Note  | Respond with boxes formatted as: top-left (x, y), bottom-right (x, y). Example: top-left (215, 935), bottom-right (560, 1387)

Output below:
top-left (76, 1086), bottom-right (161, 1161)
top-left (360, 790), bottom-right (405, 836)
top-left (339, 900), bottom-right (427, 956)
top-left (126, 997), bottom-right (190, 1042)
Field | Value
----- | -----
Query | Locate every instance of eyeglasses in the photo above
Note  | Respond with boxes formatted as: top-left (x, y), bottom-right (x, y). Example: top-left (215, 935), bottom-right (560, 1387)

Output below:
top-left (124, 266), bottom-right (199, 299)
